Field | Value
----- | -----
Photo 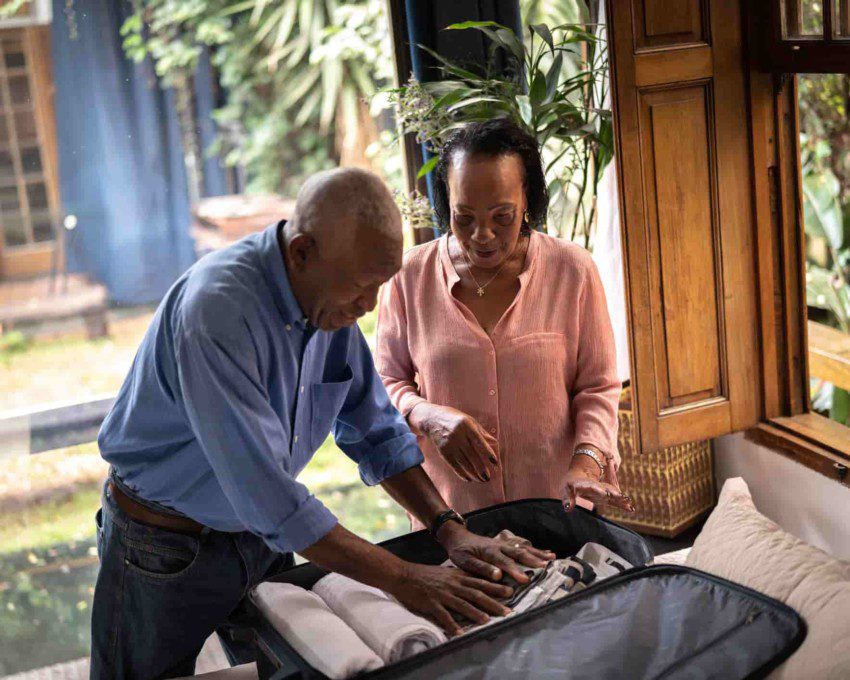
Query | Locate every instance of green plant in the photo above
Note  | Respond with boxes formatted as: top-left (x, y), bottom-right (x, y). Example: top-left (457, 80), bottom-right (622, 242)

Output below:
top-left (799, 86), bottom-right (850, 426)
top-left (0, 331), bottom-right (29, 363)
top-left (386, 19), bottom-right (612, 246)
top-left (121, 0), bottom-right (394, 195)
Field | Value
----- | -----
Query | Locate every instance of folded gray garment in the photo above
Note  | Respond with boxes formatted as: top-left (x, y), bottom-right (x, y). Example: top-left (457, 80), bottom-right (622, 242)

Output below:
top-left (447, 538), bottom-right (634, 631)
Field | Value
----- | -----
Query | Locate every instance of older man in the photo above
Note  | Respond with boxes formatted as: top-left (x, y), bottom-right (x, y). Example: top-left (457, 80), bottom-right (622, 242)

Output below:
top-left (91, 168), bottom-right (552, 679)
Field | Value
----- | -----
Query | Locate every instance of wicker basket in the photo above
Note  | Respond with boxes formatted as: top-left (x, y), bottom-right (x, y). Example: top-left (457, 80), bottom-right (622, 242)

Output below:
top-left (600, 386), bottom-right (715, 538)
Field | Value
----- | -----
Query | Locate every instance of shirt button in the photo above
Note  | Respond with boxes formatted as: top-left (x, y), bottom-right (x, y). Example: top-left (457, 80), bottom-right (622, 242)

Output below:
top-left (285, 324), bottom-right (292, 331)
top-left (490, 427), bottom-right (497, 435)
top-left (489, 389), bottom-right (496, 396)
top-left (294, 435), bottom-right (299, 443)
top-left (300, 386), bottom-right (305, 393)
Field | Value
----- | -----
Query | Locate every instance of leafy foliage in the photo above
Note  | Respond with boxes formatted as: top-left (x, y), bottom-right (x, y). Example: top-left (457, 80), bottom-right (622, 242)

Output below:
top-left (385, 19), bottom-right (611, 245)
top-left (121, 0), bottom-right (394, 195)
top-left (799, 74), bottom-right (850, 425)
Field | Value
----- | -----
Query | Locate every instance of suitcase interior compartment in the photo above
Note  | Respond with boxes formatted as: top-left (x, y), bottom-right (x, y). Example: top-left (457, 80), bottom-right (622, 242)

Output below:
top-left (369, 565), bottom-right (806, 680)
top-left (264, 498), bottom-right (654, 591)
top-left (245, 499), bottom-right (655, 678)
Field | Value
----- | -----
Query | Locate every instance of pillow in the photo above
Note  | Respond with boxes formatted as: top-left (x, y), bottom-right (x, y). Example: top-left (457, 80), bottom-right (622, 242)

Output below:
top-left (686, 477), bottom-right (850, 680)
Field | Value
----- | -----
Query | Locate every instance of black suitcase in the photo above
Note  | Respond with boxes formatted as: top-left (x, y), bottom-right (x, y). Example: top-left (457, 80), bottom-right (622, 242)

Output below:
top-left (234, 499), bottom-right (805, 680)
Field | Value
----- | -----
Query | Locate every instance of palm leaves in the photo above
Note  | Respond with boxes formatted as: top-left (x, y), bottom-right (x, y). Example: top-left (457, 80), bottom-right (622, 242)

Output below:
top-left (121, 0), bottom-right (392, 192)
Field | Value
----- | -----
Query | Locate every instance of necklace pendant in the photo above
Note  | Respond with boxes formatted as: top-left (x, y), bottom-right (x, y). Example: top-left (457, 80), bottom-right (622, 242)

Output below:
top-left (476, 287), bottom-right (485, 297)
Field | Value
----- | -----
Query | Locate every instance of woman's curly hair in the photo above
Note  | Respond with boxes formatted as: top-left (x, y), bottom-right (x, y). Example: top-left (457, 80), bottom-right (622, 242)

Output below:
top-left (432, 118), bottom-right (549, 233)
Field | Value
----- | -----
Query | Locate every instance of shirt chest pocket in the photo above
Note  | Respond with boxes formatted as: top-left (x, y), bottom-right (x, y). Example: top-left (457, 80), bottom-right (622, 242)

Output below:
top-left (309, 364), bottom-right (353, 450)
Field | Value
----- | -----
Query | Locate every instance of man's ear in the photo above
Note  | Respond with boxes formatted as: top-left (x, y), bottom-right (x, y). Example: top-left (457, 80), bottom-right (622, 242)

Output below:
top-left (287, 233), bottom-right (317, 272)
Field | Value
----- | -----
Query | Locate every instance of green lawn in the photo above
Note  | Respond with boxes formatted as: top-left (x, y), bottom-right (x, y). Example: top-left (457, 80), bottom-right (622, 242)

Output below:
top-left (0, 488), bottom-right (102, 556)
top-left (0, 431), bottom-right (407, 557)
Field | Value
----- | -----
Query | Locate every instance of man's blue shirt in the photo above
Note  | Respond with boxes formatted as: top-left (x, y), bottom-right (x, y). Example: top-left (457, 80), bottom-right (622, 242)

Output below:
top-left (98, 223), bottom-right (423, 553)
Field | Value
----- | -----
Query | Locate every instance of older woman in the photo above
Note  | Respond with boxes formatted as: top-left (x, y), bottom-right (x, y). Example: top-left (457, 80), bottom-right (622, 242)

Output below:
top-left (376, 119), bottom-right (633, 528)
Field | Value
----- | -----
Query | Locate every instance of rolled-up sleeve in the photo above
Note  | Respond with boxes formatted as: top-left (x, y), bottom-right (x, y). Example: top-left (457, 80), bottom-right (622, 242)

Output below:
top-left (176, 325), bottom-right (337, 554)
top-left (334, 325), bottom-right (424, 486)
top-left (571, 258), bottom-right (622, 460)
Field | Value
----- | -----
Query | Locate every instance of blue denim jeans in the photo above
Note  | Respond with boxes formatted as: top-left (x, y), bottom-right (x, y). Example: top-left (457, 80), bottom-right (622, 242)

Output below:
top-left (90, 476), bottom-right (292, 679)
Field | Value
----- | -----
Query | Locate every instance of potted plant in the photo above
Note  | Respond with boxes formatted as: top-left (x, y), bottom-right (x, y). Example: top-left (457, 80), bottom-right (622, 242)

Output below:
top-left (388, 20), bottom-right (611, 247)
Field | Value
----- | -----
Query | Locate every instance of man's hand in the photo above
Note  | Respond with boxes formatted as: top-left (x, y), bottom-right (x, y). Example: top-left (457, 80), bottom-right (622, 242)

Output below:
top-left (436, 521), bottom-right (555, 584)
top-left (385, 562), bottom-right (513, 636)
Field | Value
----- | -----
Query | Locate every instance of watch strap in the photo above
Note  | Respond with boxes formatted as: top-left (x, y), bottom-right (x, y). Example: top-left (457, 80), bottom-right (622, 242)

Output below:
top-left (429, 509), bottom-right (466, 539)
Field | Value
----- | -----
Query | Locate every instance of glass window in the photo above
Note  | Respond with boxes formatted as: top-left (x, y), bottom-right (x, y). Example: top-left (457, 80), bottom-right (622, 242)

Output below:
top-left (798, 73), bottom-right (850, 431)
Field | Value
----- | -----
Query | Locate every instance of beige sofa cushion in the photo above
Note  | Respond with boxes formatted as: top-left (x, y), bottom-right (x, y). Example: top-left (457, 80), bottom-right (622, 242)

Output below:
top-left (686, 477), bottom-right (850, 680)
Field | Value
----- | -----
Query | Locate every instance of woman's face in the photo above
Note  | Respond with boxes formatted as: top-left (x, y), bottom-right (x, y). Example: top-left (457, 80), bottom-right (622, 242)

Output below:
top-left (447, 152), bottom-right (527, 270)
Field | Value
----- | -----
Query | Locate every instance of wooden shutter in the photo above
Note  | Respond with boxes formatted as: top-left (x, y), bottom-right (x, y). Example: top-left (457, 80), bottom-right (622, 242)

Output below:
top-left (607, 0), bottom-right (762, 452)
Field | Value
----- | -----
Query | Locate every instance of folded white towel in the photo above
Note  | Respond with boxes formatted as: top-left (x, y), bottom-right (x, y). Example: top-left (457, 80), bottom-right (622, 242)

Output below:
top-left (252, 582), bottom-right (384, 679)
top-left (312, 572), bottom-right (447, 663)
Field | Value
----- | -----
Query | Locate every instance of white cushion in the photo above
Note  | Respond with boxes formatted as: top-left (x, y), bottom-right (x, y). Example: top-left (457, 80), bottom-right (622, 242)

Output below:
top-left (685, 477), bottom-right (850, 679)
top-left (652, 547), bottom-right (690, 566)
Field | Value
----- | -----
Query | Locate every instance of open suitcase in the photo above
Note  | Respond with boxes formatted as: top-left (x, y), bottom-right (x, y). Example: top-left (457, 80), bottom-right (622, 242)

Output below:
top-left (232, 499), bottom-right (806, 680)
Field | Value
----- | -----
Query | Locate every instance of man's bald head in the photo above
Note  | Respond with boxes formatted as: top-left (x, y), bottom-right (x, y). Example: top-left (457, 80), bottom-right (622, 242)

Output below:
top-left (286, 167), bottom-right (402, 260)
top-left (280, 168), bottom-right (405, 331)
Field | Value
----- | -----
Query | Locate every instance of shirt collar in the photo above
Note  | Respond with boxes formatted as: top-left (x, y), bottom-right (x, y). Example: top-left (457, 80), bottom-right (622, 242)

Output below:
top-left (259, 221), bottom-right (309, 328)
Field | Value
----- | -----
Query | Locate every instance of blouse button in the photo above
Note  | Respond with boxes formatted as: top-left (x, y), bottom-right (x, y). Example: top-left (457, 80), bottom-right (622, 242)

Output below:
top-left (489, 389), bottom-right (496, 396)
top-left (490, 427), bottom-right (497, 435)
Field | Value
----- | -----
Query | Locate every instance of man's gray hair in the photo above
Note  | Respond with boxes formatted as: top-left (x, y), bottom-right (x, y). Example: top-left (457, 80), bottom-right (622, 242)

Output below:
top-left (289, 167), bottom-right (402, 248)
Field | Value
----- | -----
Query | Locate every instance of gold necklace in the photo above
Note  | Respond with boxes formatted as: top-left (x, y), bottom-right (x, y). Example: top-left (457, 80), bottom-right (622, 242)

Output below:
top-left (458, 237), bottom-right (523, 297)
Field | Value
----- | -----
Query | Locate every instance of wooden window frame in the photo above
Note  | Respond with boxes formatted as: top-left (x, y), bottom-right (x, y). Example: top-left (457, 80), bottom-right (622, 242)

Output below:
top-left (751, 0), bottom-right (850, 73)
top-left (385, 0), bottom-right (434, 246)
top-left (746, 4), bottom-right (850, 486)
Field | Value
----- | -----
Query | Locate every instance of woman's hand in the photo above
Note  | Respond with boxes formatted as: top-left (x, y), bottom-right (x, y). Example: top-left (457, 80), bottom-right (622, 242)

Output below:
top-left (563, 453), bottom-right (634, 514)
top-left (410, 403), bottom-right (499, 483)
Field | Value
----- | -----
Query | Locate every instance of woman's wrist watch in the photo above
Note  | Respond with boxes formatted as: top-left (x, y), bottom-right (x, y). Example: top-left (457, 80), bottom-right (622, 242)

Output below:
top-left (573, 448), bottom-right (606, 478)
top-left (429, 509), bottom-right (466, 539)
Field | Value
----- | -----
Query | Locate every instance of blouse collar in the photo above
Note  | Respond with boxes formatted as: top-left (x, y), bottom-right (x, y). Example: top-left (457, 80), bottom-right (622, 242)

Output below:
top-left (439, 229), bottom-right (540, 289)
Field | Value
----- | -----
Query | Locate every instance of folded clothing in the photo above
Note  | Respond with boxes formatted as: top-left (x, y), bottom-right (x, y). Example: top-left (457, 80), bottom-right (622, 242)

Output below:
top-left (312, 572), bottom-right (448, 663)
top-left (575, 541), bottom-right (633, 580)
top-left (444, 540), bottom-right (633, 630)
top-left (252, 582), bottom-right (384, 679)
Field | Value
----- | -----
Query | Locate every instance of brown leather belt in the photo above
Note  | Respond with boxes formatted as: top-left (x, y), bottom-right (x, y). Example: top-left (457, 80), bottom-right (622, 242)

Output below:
top-left (108, 482), bottom-right (205, 535)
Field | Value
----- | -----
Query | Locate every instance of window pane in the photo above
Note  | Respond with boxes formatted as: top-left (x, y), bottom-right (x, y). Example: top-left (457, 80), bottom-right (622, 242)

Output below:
top-left (8, 75), bottom-right (31, 106)
top-left (3, 44), bottom-right (26, 69)
top-left (0, 150), bottom-right (14, 181)
top-left (835, 0), bottom-right (850, 38)
top-left (26, 182), bottom-right (48, 211)
top-left (785, 0), bottom-right (824, 37)
top-left (0, 184), bottom-right (20, 215)
top-left (798, 73), bottom-right (850, 430)
top-left (13, 110), bottom-right (37, 140)
top-left (1, 215), bottom-right (27, 247)
top-left (20, 146), bottom-right (41, 173)
top-left (31, 211), bottom-right (54, 243)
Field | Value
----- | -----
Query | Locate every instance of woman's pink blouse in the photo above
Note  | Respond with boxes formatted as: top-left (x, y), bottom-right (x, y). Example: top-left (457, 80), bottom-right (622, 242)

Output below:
top-left (375, 231), bottom-right (621, 526)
